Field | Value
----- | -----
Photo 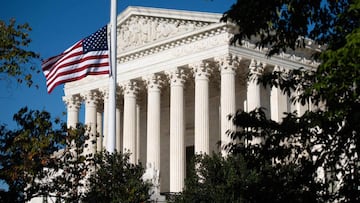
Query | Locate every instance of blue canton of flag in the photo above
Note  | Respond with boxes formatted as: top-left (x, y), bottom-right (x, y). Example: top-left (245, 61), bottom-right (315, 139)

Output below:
top-left (83, 26), bottom-right (108, 53)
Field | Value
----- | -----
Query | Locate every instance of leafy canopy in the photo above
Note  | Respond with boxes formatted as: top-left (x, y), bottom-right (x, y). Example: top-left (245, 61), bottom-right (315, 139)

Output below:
top-left (0, 108), bottom-right (67, 202)
top-left (0, 19), bottom-right (39, 87)
top-left (178, 0), bottom-right (359, 202)
top-left (222, 0), bottom-right (357, 55)
top-left (83, 151), bottom-right (151, 203)
top-left (0, 108), bottom-right (151, 203)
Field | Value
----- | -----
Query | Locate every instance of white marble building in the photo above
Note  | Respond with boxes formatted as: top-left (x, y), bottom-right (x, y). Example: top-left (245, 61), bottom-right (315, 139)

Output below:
top-left (61, 6), bottom-right (319, 194)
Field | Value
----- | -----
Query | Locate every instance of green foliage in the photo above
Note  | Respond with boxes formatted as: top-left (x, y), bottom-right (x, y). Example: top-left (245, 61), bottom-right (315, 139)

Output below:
top-left (0, 108), bottom-right (91, 202)
top-left (0, 108), bottom-right (150, 203)
top-left (83, 151), bottom-right (151, 203)
top-left (222, 0), bottom-right (356, 56)
top-left (0, 107), bottom-right (67, 202)
top-left (176, 153), bottom-right (247, 203)
top-left (178, 0), bottom-right (359, 202)
top-left (177, 109), bottom-right (325, 203)
top-left (46, 124), bottom-right (90, 202)
top-left (253, 6), bottom-right (360, 202)
top-left (0, 19), bottom-right (39, 87)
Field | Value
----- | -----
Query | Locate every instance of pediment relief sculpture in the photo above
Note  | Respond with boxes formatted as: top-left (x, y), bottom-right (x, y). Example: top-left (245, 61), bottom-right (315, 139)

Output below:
top-left (117, 15), bottom-right (214, 52)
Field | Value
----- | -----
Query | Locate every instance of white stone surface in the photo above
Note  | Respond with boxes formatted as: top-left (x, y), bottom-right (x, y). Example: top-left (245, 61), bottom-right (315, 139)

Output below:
top-left (122, 81), bottom-right (138, 163)
top-left (61, 6), bottom-right (318, 194)
top-left (169, 69), bottom-right (186, 192)
top-left (193, 62), bottom-right (211, 155)
top-left (219, 54), bottom-right (238, 155)
top-left (145, 74), bottom-right (162, 170)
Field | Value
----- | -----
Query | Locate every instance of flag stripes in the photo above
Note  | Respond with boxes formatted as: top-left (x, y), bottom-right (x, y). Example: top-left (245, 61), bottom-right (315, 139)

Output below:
top-left (42, 26), bottom-right (109, 93)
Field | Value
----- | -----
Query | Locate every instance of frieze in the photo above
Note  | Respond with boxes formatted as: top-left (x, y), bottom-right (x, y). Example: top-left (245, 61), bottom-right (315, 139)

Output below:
top-left (117, 15), bottom-right (211, 52)
top-left (117, 21), bottom-right (320, 69)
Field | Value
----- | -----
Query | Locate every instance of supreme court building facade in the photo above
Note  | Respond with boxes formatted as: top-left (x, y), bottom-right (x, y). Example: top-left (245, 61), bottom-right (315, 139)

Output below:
top-left (62, 7), bottom-right (319, 193)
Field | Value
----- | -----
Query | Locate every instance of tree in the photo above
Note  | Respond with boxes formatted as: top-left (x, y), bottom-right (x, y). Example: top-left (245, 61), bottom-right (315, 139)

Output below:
top-left (224, 1), bottom-right (360, 201)
top-left (177, 110), bottom-right (325, 203)
top-left (83, 151), bottom-right (151, 203)
top-left (0, 108), bottom-right (151, 203)
top-left (45, 124), bottom-right (91, 202)
top-left (230, 1), bottom-right (359, 201)
top-left (221, 0), bottom-right (358, 56)
top-left (178, 0), bottom-right (359, 202)
top-left (0, 19), bottom-right (39, 87)
top-left (0, 108), bottom-right (93, 202)
top-left (0, 107), bottom-right (67, 202)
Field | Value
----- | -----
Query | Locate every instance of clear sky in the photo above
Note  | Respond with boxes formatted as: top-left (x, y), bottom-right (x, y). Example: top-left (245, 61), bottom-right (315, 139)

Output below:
top-left (0, 0), bottom-right (235, 129)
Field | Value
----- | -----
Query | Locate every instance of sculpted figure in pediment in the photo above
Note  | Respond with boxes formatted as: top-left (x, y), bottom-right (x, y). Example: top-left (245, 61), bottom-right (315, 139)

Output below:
top-left (118, 16), bottom-right (211, 52)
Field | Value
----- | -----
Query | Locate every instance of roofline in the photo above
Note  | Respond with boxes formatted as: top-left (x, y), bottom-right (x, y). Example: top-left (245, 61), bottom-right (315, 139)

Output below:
top-left (117, 6), bottom-right (223, 24)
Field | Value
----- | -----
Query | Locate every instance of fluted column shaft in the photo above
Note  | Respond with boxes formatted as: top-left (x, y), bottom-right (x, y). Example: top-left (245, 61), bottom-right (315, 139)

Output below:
top-left (102, 90), bottom-right (109, 149)
top-left (169, 69), bottom-right (186, 192)
top-left (219, 55), bottom-right (237, 156)
top-left (63, 95), bottom-right (81, 128)
top-left (83, 91), bottom-right (99, 158)
top-left (116, 102), bottom-right (121, 152)
top-left (123, 82), bottom-right (138, 163)
top-left (145, 75), bottom-right (162, 170)
top-left (293, 91), bottom-right (308, 117)
top-left (194, 63), bottom-right (211, 155)
top-left (96, 106), bottom-right (103, 152)
top-left (270, 66), bottom-right (288, 122)
top-left (247, 60), bottom-right (265, 146)
top-left (247, 59), bottom-right (264, 111)
top-left (136, 105), bottom-right (140, 164)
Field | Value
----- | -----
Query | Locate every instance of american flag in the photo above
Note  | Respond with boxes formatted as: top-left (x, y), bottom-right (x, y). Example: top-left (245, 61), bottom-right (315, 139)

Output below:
top-left (42, 26), bottom-right (110, 93)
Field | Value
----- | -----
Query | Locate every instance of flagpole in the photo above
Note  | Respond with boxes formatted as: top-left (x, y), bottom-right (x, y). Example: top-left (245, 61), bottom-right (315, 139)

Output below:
top-left (107, 0), bottom-right (117, 153)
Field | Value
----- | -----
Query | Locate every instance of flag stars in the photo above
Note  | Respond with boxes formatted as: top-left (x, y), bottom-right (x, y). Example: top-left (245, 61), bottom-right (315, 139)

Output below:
top-left (83, 26), bottom-right (108, 53)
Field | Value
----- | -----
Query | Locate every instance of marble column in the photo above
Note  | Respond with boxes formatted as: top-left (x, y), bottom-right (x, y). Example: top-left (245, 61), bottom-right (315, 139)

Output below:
top-left (101, 89), bottom-right (109, 149)
top-left (292, 91), bottom-right (308, 117)
top-left (193, 62), bottom-right (211, 155)
top-left (136, 104), bottom-right (140, 164)
top-left (247, 59), bottom-right (264, 111)
top-left (116, 99), bottom-right (122, 152)
top-left (63, 95), bottom-right (82, 128)
top-left (145, 74), bottom-right (162, 170)
top-left (218, 55), bottom-right (238, 156)
top-left (83, 90), bottom-right (99, 158)
top-left (270, 66), bottom-right (289, 122)
top-left (168, 69), bottom-right (186, 192)
top-left (122, 81), bottom-right (138, 163)
top-left (247, 60), bottom-right (265, 146)
top-left (96, 102), bottom-right (103, 152)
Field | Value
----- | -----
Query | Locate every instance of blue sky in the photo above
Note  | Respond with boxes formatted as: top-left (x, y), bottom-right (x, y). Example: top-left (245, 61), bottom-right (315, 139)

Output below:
top-left (0, 0), bottom-right (235, 129)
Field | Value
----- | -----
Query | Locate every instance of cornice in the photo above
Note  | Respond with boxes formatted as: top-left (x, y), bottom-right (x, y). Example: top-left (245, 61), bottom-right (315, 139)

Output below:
top-left (117, 6), bottom-right (222, 24)
top-left (229, 45), bottom-right (320, 70)
top-left (117, 23), bottom-right (228, 63)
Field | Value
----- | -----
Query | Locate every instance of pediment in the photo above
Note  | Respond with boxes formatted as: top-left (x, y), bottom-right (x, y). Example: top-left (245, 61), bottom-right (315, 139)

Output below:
top-left (116, 7), bottom-right (223, 53)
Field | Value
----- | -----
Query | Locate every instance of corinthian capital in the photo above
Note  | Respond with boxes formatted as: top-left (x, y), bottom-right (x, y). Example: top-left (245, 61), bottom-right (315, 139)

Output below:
top-left (63, 95), bottom-right (82, 110)
top-left (121, 81), bottom-right (138, 97)
top-left (249, 59), bottom-right (265, 76)
top-left (216, 54), bottom-right (241, 74)
top-left (191, 62), bottom-right (212, 80)
top-left (81, 90), bottom-right (100, 106)
top-left (167, 68), bottom-right (187, 87)
top-left (143, 74), bottom-right (163, 91)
